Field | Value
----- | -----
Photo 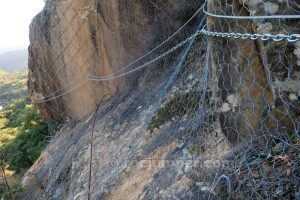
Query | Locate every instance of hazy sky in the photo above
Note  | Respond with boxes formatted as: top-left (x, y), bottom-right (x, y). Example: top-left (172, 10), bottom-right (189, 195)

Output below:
top-left (0, 0), bottom-right (45, 51)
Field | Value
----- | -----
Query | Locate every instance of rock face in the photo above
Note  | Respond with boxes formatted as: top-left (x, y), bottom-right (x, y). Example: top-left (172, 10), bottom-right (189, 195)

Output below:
top-left (207, 0), bottom-right (300, 144)
top-left (23, 33), bottom-right (231, 199)
top-left (23, 0), bottom-right (300, 199)
top-left (28, 0), bottom-right (202, 121)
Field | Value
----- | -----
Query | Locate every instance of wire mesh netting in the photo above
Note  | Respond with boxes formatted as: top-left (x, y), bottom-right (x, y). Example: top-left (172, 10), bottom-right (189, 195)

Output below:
top-left (204, 1), bottom-right (300, 199)
top-left (2, 0), bottom-right (300, 199)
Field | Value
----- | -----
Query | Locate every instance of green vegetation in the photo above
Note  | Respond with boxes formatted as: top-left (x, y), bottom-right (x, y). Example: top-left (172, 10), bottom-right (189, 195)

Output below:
top-left (0, 70), bottom-right (58, 198)
top-left (149, 91), bottom-right (203, 132)
top-left (1, 97), bottom-right (58, 171)
top-left (0, 69), bottom-right (27, 108)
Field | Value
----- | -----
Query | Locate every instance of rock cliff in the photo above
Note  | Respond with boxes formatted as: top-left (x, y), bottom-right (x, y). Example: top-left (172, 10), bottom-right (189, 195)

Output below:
top-left (25, 0), bottom-right (215, 199)
top-left (207, 0), bottom-right (300, 143)
top-left (28, 0), bottom-right (202, 121)
top-left (23, 0), bottom-right (300, 199)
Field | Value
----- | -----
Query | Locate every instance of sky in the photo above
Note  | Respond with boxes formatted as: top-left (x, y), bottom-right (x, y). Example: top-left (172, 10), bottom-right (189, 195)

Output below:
top-left (0, 0), bottom-right (45, 53)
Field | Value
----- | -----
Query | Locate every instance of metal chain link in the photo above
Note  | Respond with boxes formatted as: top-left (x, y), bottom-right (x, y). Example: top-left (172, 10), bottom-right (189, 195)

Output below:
top-left (35, 26), bottom-right (300, 103)
top-left (201, 28), bottom-right (300, 42)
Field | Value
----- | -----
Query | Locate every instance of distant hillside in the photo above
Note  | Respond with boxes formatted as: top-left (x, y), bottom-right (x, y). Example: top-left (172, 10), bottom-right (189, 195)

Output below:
top-left (0, 70), bottom-right (28, 108)
top-left (0, 49), bottom-right (28, 72)
top-left (0, 69), bottom-right (8, 76)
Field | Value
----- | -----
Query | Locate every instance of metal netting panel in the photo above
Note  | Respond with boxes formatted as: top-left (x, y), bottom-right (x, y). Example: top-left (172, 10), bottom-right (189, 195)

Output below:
top-left (204, 0), bottom-right (300, 199)
top-left (2, 0), bottom-right (300, 199)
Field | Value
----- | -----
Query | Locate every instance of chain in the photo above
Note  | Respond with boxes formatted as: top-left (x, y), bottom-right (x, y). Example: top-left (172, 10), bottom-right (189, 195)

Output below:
top-left (90, 27), bottom-right (300, 81)
top-left (35, 25), bottom-right (300, 103)
top-left (201, 28), bottom-right (300, 42)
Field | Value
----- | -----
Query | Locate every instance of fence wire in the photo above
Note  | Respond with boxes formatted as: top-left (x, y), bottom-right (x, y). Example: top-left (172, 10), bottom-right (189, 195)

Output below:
top-left (3, 0), bottom-right (300, 199)
top-left (205, 0), bottom-right (300, 199)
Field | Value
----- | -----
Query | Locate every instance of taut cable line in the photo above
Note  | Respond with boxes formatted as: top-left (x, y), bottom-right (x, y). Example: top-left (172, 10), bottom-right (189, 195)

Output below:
top-left (203, 1), bottom-right (300, 19)
top-left (33, 4), bottom-right (206, 104)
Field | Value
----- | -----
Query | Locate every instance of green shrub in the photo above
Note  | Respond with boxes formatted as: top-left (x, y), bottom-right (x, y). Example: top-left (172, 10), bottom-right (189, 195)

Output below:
top-left (0, 99), bottom-right (57, 171)
top-left (0, 73), bottom-right (59, 172)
